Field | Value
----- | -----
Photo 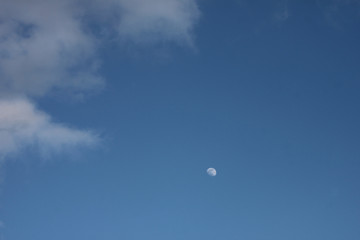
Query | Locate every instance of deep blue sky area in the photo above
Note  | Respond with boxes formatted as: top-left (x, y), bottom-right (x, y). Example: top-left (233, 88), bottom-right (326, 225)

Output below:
top-left (1, 0), bottom-right (360, 239)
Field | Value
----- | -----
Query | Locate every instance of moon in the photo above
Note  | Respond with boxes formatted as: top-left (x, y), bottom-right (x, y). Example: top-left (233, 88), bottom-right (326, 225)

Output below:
top-left (207, 168), bottom-right (217, 176)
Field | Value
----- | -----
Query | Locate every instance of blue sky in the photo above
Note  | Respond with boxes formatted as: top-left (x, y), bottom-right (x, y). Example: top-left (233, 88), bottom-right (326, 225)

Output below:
top-left (1, 0), bottom-right (360, 239)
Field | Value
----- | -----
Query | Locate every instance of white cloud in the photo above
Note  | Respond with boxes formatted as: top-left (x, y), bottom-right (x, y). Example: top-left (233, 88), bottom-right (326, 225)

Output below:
top-left (0, 98), bottom-right (98, 160)
top-left (81, 0), bottom-right (200, 45)
top-left (0, 0), bottom-right (103, 97)
top-left (112, 0), bottom-right (200, 44)
top-left (0, 0), bottom-right (200, 158)
top-left (0, 0), bottom-right (200, 97)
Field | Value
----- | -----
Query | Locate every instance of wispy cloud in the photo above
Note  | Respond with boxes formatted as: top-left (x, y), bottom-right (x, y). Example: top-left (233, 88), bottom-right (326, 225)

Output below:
top-left (274, 0), bottom-right (290, 23)
top-left (0, 0), bottom-right (200, 158)
top-left (0, 98), bottom-right (98, 160)
top-left (316, 0), bottom-right (360, 28)
top-left (112, 0), bottom-right (200, 44)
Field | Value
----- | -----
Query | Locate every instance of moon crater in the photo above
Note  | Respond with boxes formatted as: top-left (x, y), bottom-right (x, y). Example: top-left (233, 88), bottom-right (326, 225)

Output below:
top-left (207, 168), bottom-right (216, 176)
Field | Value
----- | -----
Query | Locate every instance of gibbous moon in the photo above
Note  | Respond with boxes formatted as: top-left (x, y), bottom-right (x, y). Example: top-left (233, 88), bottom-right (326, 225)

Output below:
top-left (207, 168), bottom-right (217, 176)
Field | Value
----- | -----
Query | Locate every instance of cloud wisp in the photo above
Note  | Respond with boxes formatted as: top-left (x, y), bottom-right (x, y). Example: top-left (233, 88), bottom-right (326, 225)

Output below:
top-left (0, 0), bottom-right (200, 159)
top-left (0, 98), bottom-right (98, 160)
top-left (112, 0), bottom-right (200, 44)
top-left (316, 0), bottom-right (360, 28)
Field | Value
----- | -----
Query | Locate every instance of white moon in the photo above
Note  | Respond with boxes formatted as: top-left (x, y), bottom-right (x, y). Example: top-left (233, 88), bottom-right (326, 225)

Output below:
top-left (207, 168), bottom-right (216, 176)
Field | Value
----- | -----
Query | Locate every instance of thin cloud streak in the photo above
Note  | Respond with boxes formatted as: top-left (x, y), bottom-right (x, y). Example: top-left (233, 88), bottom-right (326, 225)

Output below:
top-left (0, 98), bottom-right (98, 160)
top-left (113, 0), bottom-right (200, 44)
